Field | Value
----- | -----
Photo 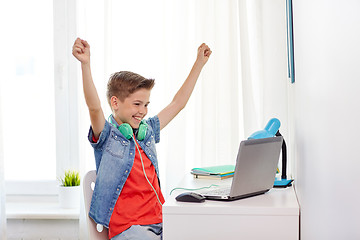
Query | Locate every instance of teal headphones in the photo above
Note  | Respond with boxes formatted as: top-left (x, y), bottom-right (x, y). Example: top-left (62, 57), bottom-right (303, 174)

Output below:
top-left (109, 115), bottom-right (148, 141)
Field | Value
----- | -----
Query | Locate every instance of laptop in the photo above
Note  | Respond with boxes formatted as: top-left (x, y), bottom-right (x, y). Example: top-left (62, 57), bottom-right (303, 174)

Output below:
top-left (200, 136), bottom-right (283, 201)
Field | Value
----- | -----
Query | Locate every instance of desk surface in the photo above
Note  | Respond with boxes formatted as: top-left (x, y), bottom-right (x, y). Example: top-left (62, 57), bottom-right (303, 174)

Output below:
top-left (163, 174), bottom-right (300, 240)
top-left (164, 174), bottom-right (299, 216)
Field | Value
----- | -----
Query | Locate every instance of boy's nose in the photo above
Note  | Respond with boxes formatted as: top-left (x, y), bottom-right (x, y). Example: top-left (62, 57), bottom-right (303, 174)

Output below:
top-left (139, 106), bottom-right (147, 114)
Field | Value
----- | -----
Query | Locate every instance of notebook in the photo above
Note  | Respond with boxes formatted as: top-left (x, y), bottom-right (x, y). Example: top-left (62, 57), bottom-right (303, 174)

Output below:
top-left (200, 136), bottom-right (283, 201)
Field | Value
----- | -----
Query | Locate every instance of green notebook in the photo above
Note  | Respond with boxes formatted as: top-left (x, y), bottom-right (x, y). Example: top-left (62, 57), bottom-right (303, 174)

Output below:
top-left (191, 165), bottom-right (235, 176)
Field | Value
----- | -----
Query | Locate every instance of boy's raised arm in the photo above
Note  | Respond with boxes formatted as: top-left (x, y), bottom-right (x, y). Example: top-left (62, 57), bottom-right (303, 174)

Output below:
top-left (72, 38), bottom-right (105, 138)
top-left (157, 43), bottom-right (212, 130)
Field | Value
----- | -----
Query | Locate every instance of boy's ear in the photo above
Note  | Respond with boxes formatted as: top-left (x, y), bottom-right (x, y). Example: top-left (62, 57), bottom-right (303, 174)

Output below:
top-left (110, 96), bottom-right (119, 110)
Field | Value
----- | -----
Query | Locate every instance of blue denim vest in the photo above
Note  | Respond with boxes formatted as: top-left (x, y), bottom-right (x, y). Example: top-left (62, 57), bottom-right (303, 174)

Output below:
top-left (87, 115), bottom-right (161, 227)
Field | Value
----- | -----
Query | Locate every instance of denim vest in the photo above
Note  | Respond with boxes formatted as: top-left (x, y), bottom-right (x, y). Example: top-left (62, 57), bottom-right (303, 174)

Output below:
top-left (87, 115), bottom-right (161, 227)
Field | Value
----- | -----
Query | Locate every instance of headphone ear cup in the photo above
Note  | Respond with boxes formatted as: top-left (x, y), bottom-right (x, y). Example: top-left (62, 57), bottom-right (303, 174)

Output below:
top-left (118, 123), bottom-right (133, 140)
top-left (137, 121), bottom-right (148, 141)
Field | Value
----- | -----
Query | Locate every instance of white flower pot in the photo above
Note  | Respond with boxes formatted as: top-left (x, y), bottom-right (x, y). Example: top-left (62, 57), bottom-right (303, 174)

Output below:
top-left (59, 185), bottom-right (80, 209)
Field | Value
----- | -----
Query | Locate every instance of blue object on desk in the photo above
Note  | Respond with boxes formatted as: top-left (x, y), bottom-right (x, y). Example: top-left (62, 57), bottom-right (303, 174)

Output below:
top-left (248, 118), bottom-right (281, 139)
top-left (274, 179), bottom-right (293, 188)
top-left (249, 118), bottom-right (293, 188)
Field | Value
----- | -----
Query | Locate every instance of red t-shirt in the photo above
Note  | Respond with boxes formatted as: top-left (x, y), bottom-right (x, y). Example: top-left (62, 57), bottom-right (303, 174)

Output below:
top-left (107, 138), bottom-right (165, 239)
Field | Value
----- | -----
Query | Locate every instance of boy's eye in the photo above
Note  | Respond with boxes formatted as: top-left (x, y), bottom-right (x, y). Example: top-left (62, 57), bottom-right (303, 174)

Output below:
top-left (133, 102), bottom-right (149, 107)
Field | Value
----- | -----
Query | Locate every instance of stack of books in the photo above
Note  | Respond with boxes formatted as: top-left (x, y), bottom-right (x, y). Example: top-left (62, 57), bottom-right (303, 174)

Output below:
top-left (191, 165), bottom-right (235, 180)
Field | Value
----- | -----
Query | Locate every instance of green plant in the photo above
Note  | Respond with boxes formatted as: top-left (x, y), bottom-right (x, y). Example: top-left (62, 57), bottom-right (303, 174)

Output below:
top-left (60, 170), bottom-right (80, 187)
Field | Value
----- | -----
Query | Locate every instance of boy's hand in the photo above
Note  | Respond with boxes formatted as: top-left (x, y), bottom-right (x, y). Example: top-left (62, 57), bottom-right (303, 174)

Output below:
top-left (72, 38), bottom-right (90, 64)
top-left (196, 43), bottom-right (212, 66)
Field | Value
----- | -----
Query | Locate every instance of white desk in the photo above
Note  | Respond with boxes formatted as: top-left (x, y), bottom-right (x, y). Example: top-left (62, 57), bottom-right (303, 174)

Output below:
top-left (163, 174), bottom-right (299, 240)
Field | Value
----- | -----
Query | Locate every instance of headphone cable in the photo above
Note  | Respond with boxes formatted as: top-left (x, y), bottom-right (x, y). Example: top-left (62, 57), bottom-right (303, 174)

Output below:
top-left (134, 138), bottom-right (163, 206)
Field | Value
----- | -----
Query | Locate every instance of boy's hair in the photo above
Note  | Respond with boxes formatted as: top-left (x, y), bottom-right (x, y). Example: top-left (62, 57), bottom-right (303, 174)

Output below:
top-left (106, 71), bottom-right (155, 106)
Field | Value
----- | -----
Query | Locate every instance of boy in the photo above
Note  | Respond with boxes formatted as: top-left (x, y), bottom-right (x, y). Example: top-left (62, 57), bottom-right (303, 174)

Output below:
top-left (72, 38), bottom-right (211, 239)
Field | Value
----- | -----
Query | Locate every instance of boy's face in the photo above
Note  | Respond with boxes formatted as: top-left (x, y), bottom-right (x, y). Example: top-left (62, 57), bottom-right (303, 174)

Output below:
top-left (112, 88), bottom-right (151, 129)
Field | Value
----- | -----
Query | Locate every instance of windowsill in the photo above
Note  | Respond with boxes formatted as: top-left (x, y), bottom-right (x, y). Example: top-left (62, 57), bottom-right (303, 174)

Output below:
top-left (6, 195), bottom-right (80, 220)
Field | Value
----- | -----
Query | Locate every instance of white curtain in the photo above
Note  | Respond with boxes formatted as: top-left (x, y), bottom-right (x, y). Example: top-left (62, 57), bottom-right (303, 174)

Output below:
top-left (77, 0), bottom-right (289, 238)
top-left (76, 0), bottom-right (244, 194)
top-left (239, 0), bottom-right (289, 135)
top-left (159, 0), bottom-right (244, 196)
top-left (77, 0), bottom-right (243, 238)
top-left (239, 0), bottom-right (291, 171)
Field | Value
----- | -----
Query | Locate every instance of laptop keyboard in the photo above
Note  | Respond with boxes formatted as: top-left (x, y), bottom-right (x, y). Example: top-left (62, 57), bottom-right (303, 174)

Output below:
top-left (200, 187), bottom-right (231, 196)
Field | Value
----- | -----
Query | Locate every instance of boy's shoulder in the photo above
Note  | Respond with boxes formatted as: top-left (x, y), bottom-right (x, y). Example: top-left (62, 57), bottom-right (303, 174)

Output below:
top-left (145, 115), bottom-right (160, 143)
top-left (145, 115), bottom-right (160, 128)
top-left (88, 120), bottom-right (112, 147)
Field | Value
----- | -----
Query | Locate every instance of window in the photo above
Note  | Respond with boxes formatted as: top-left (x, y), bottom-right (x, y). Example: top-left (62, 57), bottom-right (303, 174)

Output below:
top-left (1, 0), bottom-right (79, 195)
top-left (1, 0), bottom-right (56, 182)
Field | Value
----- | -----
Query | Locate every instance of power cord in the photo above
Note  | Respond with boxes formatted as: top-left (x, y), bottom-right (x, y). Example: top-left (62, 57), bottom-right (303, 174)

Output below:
top-left (169, 185), bottom-right (219, 195)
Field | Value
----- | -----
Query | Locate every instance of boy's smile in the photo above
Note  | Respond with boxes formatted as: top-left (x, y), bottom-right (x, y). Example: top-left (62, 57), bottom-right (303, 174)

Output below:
top-left (112, 88), bottom-right (151, 129)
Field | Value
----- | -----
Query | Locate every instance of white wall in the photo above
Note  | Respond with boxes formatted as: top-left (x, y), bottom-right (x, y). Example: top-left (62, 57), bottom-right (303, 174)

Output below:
top-left (0, 69), bottom-right (6, 240)
top-left (7, 219), bottom-right (78, 240)
top-left (293, 0), bottom-right (360, 239)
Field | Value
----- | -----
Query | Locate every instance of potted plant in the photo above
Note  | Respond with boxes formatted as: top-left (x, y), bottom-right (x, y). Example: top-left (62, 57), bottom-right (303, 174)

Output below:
top-left (58, 170), bottom-right (81, 209)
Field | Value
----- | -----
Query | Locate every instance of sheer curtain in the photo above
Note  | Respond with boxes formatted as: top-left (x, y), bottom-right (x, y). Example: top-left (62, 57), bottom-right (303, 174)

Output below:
top-left (159, 0), bottom-right (243, 195)
top-left (239, 0), bottom-right (289, 137)
top-left (239, 0), bottom-right (291, 170)
top-left (76, 0), bottom-right (291, 238)
top-left (77, 0), bottom-right (243, 238)
top-left (76, 0), bottom-right (244, 194)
